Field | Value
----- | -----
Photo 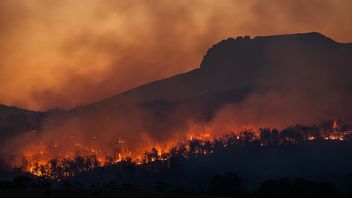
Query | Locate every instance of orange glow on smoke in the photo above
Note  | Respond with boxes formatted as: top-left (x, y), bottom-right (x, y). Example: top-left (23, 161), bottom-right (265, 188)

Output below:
top-left (1, 0), bottom-right (352, 110)
top-left (9, 120), bottom-right (351, 179)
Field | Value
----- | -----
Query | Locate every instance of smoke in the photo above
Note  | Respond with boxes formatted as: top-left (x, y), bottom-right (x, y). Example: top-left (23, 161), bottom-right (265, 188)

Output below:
top-left (1, 0), bottom-right (352, 171)
top-left (0, 0), bottom-right (351, 110)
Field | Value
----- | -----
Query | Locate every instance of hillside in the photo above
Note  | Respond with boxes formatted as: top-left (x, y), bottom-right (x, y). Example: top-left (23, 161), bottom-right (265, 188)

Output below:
top-left (1, 32), bottom-right (352, 159)
top-left (46, 32), bottom-right (352, 147)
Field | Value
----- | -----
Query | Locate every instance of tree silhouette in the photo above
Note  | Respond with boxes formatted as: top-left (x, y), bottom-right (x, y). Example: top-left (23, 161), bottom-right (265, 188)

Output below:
top-left (255, 178), bottom-right (292, 198)
top-left (209, 172), bottom-right (244, 196)
top-left (153, 181), bottom-right (167, 192)
top-left (13, 176), bottom-right (33, 189)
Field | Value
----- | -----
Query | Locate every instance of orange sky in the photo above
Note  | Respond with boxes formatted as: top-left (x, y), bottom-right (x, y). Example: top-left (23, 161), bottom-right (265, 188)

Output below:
top-left (1, 0), bottom-right (351, 110)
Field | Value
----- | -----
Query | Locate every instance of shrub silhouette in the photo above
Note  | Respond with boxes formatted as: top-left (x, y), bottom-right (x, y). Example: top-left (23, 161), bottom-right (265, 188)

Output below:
top-left (255, 178), bottom-right (292, 198)
top-left (153, 181), bottom-right (167, 192)
top-left (255, 178), bottom-right (339, 198)
top-left (209, 172), bottom-right (244, 196)
top-left (13, 176), bottom-right (34, 189)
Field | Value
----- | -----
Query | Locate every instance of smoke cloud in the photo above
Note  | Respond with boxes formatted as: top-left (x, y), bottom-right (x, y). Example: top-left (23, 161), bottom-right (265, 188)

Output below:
top-left (1, 0), bottom-right (352, 171)
top-left (0, 0), bottom-right (351, 110)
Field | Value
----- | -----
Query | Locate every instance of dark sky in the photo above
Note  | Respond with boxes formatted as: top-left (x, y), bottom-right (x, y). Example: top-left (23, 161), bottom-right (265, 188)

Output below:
top-left (1, 0), bottom-right (351, 110)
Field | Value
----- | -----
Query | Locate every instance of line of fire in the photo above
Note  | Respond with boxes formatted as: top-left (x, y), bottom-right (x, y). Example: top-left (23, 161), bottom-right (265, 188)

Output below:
top-left (11, 119), bottom-right (352, 180)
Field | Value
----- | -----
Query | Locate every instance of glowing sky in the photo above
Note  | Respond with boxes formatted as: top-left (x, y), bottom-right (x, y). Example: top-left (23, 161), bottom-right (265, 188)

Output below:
top-left (1, 0), bottom-right (351, 110)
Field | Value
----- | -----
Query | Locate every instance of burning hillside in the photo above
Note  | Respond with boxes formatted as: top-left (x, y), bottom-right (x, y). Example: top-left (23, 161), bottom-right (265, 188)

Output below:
top-left (8, 119), bottom-right (352, 180)
top-left (0, 33), bottom-right (352, 186)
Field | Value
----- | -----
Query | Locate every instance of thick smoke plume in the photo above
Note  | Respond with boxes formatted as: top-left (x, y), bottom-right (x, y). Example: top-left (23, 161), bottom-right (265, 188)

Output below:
top-left (0, 0), bottom-right (351, 110)
top-left (1, 1), bottom-right (352, 174)
top-left (3, 31), bottom-right (352, 171)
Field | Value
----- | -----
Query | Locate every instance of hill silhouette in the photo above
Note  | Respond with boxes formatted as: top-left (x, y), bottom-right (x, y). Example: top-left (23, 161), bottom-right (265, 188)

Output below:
top-left (74, 32), bottom-right (352, 121)
top-left (1, 32), bottom-right (352, 197)
top-left (0, 105), bottom-right (43, 143)
top-left (1, 32), bottom-right (352, 159)
top-left (53, 32), bottom-right (352, 147)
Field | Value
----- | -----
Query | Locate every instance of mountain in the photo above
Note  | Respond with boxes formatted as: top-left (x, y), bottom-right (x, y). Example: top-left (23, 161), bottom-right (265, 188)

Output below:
top-left (0, 105), bottom-right (43, 143)
top-left (39, 32), bottom-right (351, 150)
top-left (1, 32), bottom-right (352, 152)
top-left (76, 32), bottom-right (352, 115)
top-left (0, 32), bottom-right (352, 195)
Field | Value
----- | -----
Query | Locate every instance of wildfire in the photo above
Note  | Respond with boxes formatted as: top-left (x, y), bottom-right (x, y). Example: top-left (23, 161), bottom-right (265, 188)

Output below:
top-left (9, 120), bottom-right (352, 180)
top-left (187, 133), bottom-right (212, 141)
top-left (307, 136), bottom-right (315, 140)
top-left (26, 160), bottom-right (49, 177)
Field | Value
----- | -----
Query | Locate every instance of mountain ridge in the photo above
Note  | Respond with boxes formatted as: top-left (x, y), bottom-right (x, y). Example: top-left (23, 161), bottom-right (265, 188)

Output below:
top-left (0, 32), bottom-right (351, 147)
top-left (1, 32), bottom-right (350, 112)
top-left (81, 32), bottom-right (351, 111)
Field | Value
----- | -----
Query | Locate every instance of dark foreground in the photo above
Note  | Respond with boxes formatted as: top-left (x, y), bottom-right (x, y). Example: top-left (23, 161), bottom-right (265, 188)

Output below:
top-left (0, 188), bottom-right (350, 198)
top-left (2, 126), bottom-right (352, 197)
top-left (0, 190), bottom-right (223, 198)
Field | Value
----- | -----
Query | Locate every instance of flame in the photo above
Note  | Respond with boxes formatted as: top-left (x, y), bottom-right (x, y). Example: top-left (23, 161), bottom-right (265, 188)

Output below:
top-left (7, 120), bottom-right (352, 180)
top-left (307, 136), bottom-right (315, 140)
top-left (27, 160), bottom-right (49, 177)
top-left (333, 120), bottom-right (339, 131)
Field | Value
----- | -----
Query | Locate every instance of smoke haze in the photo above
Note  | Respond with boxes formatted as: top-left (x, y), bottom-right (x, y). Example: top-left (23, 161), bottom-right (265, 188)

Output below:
top-left (1, 0), bottom-right (351, 110)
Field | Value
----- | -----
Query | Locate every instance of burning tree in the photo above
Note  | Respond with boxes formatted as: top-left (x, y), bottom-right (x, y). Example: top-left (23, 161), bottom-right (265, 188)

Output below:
top-left (9, 120), bottom-right (352, 180)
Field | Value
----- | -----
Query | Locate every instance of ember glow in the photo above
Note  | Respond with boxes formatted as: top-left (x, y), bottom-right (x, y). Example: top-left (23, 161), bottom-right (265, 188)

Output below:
top-left (10, 120), bottom-right (352, 179)
top-left (1, 2), bottom-right (352, 196)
